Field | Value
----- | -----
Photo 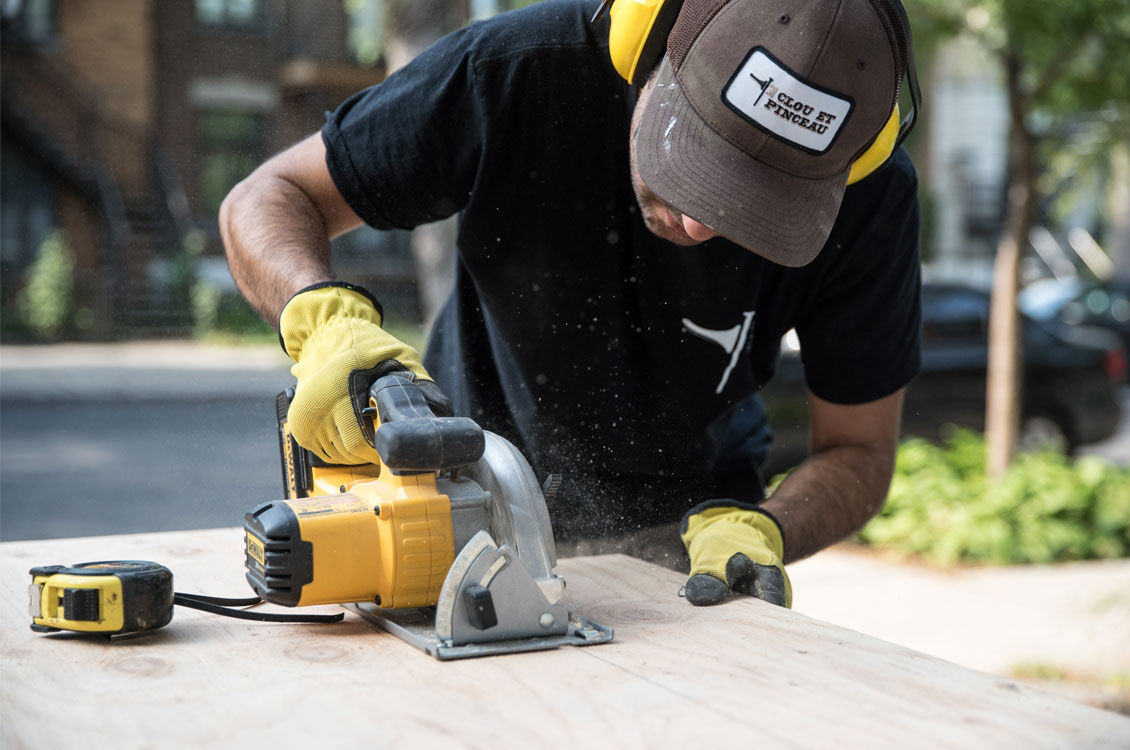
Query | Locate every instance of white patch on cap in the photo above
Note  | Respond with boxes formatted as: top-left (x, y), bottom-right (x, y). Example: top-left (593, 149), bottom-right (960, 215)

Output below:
top-left (723, 47), bottom-right (853, 154)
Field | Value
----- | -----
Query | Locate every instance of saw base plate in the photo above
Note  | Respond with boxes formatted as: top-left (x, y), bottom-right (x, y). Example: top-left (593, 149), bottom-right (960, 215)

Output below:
top-left (347, 603), bottom-right (614, 660)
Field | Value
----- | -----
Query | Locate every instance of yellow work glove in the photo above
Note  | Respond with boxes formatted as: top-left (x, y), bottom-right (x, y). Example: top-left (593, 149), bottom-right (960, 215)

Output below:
top-left (278, 282), bottom-right (448, 465)
top-left (680, 501), bottom-right (792, 608)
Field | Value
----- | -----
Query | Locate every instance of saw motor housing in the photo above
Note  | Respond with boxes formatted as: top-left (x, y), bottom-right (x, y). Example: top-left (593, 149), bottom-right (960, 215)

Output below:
top-left (244, 374), bottom-right (560, 611)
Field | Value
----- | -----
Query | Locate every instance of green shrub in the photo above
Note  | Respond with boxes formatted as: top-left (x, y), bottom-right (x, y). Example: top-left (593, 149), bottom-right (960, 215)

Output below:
top-left (19, 230), bottom-right (74, 339)
top-left (189, 283), bottom-right (423, 347)
top-left (191, 282), bottom-right (273, 343)
top-left (859, 428), bottom-right (1130, 565)
top-left (191, 282), bottom-right (222, 337)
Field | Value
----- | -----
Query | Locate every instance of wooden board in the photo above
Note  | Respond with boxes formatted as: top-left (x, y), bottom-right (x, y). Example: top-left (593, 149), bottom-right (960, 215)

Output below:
top-left (3, 528), bottom-right (1128, 748)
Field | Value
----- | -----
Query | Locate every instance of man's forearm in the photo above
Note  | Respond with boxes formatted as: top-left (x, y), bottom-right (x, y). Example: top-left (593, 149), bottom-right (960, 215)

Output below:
top-left (760, 442), bottom-right (895, 564)
top-left (220, 174), bottom-right (335, 325)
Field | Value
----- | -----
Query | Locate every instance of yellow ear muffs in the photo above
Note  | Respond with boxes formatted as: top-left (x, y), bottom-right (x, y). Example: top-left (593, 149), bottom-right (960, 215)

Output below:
top-left (601, 0), bottom-right (912, 182)
top-left (607, 0), bottom-right (682, 84)
top-left (847, 105), bottom-right (900, 185)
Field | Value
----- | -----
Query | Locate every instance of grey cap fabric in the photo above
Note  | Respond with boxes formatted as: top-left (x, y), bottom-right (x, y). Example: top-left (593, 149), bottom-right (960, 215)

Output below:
top-left (635, 0), bottom-right (905, 266)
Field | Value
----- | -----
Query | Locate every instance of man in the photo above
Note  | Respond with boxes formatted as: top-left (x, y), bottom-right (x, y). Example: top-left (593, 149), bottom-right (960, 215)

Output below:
top-left (220, 0), bottom-right (922, 609)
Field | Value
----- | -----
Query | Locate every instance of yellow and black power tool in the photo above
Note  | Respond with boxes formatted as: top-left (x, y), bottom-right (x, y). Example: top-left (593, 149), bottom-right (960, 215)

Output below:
top-left (243, 371), bottom-right (613, 659)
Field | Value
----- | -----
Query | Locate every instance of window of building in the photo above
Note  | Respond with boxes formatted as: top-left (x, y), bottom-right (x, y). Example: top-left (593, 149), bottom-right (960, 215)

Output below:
top-left (0, 140), bottom-right (57, 280)
top-left (195, 0), bottom-right (264, 27)
top-left (1, 0), bottom-right (57, 46)
top-left (196, 110), bottom-right (265, 220)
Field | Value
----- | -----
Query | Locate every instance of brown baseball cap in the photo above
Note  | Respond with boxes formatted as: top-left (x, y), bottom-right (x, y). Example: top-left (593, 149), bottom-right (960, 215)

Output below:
top-left (635, 0), bottom-right (909, 266)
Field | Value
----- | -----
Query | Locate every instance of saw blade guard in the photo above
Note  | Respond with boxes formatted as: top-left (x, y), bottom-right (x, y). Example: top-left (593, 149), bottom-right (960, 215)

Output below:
top-left (462, 432), bottom-right (562, 603)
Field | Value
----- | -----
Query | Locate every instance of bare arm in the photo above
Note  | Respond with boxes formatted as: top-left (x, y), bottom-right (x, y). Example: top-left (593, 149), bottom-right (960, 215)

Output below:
top-left (219, 132), bottom-right (365, 324)
top-left (761, 388), bottom-right (904, 564)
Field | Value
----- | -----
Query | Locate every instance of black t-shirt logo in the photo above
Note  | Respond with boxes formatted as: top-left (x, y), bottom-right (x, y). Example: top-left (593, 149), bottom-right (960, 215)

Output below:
top-left (682, 311), bottom-right (756, 394)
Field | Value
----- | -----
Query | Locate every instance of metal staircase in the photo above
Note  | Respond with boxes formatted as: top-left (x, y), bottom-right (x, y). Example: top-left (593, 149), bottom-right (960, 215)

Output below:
top-left (1, 54), bottom-right (195, 336)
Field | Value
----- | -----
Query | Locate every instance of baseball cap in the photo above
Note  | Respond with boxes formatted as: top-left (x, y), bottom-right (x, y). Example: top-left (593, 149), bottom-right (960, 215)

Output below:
top-left (634, 0), bottom-right (910, 266)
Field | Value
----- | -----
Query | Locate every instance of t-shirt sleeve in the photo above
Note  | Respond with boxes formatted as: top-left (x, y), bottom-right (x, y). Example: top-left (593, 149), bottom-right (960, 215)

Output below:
top-left (795, 150), bottom-right (923, 404)
top-left (321, 27), bottom-right (485, 231)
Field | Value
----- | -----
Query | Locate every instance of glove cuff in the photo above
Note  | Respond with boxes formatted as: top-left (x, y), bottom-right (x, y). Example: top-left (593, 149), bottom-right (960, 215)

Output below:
top-left (277, 281), bottom-right (385, 359)
top-left (680, 499), bottom-right (786, 558)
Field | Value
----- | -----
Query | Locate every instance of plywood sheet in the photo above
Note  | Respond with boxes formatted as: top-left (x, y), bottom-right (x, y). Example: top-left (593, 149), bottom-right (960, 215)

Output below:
top-left (2, 528), bottom-right (1127, 748)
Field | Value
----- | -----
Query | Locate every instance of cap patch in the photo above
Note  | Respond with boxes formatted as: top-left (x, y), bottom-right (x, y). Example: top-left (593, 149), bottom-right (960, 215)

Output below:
top-left (722, 47), bottom-right (854, 155)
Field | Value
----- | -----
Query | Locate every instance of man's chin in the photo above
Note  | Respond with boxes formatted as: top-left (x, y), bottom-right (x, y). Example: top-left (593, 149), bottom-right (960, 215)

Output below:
top-left (664, 233), bottom-right (707, 247)
top-left (640, 214), bottom-right (705, 247)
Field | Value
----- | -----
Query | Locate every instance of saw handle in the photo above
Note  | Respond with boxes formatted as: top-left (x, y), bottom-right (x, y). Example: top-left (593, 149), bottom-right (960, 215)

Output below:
top-left (368, 374), bottom-right (485, 472)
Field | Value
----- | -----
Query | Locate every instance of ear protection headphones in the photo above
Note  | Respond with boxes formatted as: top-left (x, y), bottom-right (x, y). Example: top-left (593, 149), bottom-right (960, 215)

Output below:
top-left (591, 0), bottom-right (921, 185)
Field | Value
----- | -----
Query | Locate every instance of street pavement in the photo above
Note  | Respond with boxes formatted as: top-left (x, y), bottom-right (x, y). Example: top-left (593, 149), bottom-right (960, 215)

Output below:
top-left (1, 342), bottom-right (295, 540)
top-left (2, 340), bottom-right (1128, 715)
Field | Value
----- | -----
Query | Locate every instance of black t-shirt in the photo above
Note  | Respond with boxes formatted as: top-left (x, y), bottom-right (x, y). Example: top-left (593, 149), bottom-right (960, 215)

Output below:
top-left (323, 0), bottom-right (922, 538)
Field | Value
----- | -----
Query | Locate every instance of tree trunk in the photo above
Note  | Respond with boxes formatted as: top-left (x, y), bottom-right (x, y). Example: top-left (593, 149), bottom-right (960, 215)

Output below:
top-left (1108, 143), bottom-right (1130, 278)
top-left (985, 54), bottom-right (1036, 479)
top-left (384, 1), bottom-right (464, 332)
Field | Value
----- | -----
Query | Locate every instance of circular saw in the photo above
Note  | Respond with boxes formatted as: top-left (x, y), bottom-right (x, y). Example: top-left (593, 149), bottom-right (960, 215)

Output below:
top-left (243, 372), bottom-right (613, 660)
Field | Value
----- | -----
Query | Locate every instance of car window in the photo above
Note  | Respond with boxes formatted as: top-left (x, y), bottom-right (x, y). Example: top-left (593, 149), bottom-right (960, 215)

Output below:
top-left (1018, 278), bottom-right (1084, 320)
top-left (921, 288), bottom-right (987, 343)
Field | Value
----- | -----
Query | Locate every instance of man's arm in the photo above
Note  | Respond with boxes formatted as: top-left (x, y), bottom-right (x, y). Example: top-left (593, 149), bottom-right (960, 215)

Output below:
top-left (219, 132), bottom-right (439, 465)
top-left (680, 387), bottom-right (904, 607)
top-left (219, 132), bottom-right (363, 323)
top-left (761, 388), bottom-right (905, 564)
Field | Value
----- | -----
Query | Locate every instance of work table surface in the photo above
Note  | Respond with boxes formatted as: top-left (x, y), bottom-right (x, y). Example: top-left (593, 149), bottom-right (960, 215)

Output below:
top-left (3, 527), bottom-right (1128, 748)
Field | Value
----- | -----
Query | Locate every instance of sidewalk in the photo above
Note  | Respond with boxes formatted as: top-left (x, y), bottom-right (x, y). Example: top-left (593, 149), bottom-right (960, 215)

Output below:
top-left (0, 341), bottom-right (293, 401)
top-left (789, 545), bottom-right (1130, 714)
top-left (566, 526), bottom-right (1130, 716)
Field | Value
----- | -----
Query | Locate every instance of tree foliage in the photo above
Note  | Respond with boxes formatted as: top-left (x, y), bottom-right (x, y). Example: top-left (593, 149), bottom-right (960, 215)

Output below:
top-left (905, 0), bottom-right (1130, 476)
top-left (860, 429), bottom-right (1130, 565)
top-left (908, 0), bottom-right (1130, 218)
top-left (908, 0), bottom-right (1130, 107)
top-left (19, 230), bottom-right (75, 340)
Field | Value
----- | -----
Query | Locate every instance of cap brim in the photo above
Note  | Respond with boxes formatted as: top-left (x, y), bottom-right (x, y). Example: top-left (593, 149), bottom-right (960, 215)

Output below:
top-left (635, 59), bottom-right (847, 267)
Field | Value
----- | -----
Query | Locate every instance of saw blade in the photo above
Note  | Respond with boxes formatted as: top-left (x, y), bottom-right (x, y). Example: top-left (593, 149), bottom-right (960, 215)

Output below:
top-left (460, 432), bottom-right (564, 604)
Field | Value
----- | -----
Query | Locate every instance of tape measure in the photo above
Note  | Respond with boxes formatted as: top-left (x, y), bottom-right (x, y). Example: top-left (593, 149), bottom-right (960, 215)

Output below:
top-left (29, 560), bottom-right (342, 636)
top-left (29, 561), bottom-right (173, 635)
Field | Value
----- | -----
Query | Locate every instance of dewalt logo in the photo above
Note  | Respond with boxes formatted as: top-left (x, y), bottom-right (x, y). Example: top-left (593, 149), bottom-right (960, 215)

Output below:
top-left (282, 427), bottom-right (299, 497)
top-left (245, 533), bottom-right (266, 566)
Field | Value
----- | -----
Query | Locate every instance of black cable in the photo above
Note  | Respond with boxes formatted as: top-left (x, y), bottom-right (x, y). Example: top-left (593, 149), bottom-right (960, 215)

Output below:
top-left (173, 593), bottom-right (344, 624)
top-left (174, 593), bottom-right (263, 607)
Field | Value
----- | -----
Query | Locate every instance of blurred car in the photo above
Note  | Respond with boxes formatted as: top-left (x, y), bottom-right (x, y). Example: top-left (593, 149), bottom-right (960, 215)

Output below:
top-left (1020, 277), bottom-right (1130, 358)
top-left (761, 282), bottom-right (1128, 476)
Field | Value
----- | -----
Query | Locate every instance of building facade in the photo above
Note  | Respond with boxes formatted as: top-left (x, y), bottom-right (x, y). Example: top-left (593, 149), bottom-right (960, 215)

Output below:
top-left (1, 0), bottom-right (402, 338)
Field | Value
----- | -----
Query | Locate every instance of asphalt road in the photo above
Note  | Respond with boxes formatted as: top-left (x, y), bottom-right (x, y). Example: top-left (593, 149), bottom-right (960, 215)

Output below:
top-left (1, 397), bottom-right (282, 540)
top-left (1, 343), bottom-right (293, 541)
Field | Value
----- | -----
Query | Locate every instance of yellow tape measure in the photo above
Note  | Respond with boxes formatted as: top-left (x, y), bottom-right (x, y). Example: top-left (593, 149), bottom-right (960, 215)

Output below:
top-left (28, 561), bottom-right (174, 635)
top-left (29, 560), bottom-right (343, 637)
